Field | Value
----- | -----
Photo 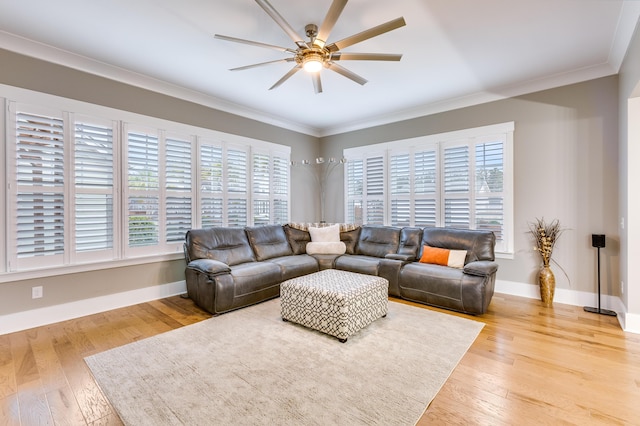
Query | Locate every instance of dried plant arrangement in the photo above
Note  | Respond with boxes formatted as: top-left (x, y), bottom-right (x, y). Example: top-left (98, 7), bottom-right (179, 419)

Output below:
top-left (528, 217), bottom-right (565, 267)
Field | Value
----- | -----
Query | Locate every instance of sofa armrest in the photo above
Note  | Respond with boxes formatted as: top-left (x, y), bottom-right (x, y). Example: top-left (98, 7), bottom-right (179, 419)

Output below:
top-left (385, 253), bottom-right (415, 262)
top-left (187, 259), bottom-right (232, 277)
top-left (463, 260), bottom-right (499, 277)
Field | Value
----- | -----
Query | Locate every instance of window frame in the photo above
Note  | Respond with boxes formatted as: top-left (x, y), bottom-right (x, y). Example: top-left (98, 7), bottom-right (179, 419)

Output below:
top-left (344, 122), bottom-right (514, 256)
top-left (1, 85), bottom-right (291, 280)
top-left (71, 113), bottom-right (120, 264)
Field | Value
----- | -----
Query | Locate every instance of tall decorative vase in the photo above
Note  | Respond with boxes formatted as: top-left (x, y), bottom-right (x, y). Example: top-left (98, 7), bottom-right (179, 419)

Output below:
top-left (539, 265), bottom-right (555, 307)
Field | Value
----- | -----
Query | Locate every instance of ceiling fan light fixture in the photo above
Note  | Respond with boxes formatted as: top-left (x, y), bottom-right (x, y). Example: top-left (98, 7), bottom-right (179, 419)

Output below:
top-left (302, 52), bottom-right (324, 73)
top-left (216, 0), bottom-right (406, 92)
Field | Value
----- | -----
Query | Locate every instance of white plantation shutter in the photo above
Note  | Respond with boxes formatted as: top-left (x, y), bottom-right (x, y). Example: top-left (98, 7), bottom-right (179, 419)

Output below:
top-left (226, 147), bottom-right (248, 226)
top-left (345, 160), bottom-right (363, 224)
top-left (414, 149), bottom-right (437, 227)
top-left (197, 141), bottom-right (287, 228)
top-left (13, 109), bottom-right (66, 268)
top-left (251, 151), bottom-right (289, 225)
top-left (3, 92), bottom-right (292, 275)
top-left (165, 136), bottom-right (192, 243)
top-left (365, 155), bottom-right (385, 225)
top-left (252, 152), bottom-right (270, 225)
top-left (443, 144), bottom-right (470, 228)
top-left (126, 128), bottom-right (160, 249)
top-left (390, 153), bottom-right (410, 226)
top-left (475, 139), bottom-right (505, 243)
top-left (344, 122), bottom-right (513, 255)
top-left (74, 118), bottom-right (116, 258)
top-left (272, 154), bottom-right (289, 224)
top-left (200, 143), bottom-right (224, 228)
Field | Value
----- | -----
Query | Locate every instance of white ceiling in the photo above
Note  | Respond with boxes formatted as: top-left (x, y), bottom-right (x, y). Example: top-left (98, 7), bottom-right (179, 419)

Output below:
top-left (0, 0), bottom-right (638, 137)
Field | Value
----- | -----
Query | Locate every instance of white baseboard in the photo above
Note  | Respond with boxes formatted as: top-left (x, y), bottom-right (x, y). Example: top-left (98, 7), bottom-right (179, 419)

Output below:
top-left (0, 280), bottom-right (187, 335)
top-left (621, 312), bottom-right (640, 334)
top-left (3, 279), bottom-right (638, 336)
top-left (495, 279), bottom-right (631, 333)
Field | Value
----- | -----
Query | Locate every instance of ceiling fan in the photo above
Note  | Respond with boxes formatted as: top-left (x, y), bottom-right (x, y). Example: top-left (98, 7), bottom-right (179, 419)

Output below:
top-left (214, 0), bottom-right (406, 93)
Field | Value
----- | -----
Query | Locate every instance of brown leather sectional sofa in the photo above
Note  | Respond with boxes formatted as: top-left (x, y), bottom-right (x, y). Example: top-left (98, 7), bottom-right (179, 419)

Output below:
top-left (184, 224), bottom-right (498, 316)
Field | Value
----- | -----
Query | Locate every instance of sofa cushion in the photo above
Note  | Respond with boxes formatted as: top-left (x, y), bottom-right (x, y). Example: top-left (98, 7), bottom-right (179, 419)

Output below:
top-left (419, 245), bottom-right (467, 268)
top-left (230, 261), bottom-right (282, 296)
top-left (185, 227), bottom-right (255, 266)
top-left (398, 227), bottom-right (422, 259)
top-left (420, 227), bottom-right (496, 262)
top-left (335, 254), bottom-right (381, 276)
top-left (309, 224), bottom-right (340, 242)
top-left (283, 225), bottom-right (310, 255)
top-left (267, 254), bottom-right (319, 280)
top-left (356, 225), bottom-right (401, 258)
top-left (245, 225), bottom-right (293, 261)
top-left (340, 227), bottom-right (361, 254)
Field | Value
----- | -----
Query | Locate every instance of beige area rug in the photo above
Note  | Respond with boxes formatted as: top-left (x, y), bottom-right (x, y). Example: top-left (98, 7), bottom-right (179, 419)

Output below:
top-left (85, 299), bottom-right (483, 426)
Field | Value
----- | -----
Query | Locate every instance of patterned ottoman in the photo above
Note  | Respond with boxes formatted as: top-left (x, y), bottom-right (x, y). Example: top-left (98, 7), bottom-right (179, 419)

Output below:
top-left (280, 269), bottom-right (388, 342)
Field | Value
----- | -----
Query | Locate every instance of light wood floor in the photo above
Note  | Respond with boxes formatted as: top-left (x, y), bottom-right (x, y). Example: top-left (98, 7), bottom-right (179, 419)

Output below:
top-left (1, 293), bottom-right (638, 425)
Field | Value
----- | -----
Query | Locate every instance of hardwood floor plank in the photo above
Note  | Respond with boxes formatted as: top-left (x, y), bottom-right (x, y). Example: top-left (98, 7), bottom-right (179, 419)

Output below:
top-left (2, 293), bottom-right (639, 425)
top-left (0, 393), bottom-right (20, 426)
top-left (47, 385), bottom-right (87, 425)
top-left (16, 381), bottom-right (53, 426)
top-left (8, 332), bottom-right (39, 389)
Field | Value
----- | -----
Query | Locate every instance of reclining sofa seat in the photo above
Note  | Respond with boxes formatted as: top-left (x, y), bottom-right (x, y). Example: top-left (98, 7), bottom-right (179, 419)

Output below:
top-left (184, 225), bottom-right (318, 315)
top-left (399, 227), bottom-right (498, 315)
top-left (334, 225), bottom-right (422, 297)
top-left (184, 223), bottom-right (498, 316)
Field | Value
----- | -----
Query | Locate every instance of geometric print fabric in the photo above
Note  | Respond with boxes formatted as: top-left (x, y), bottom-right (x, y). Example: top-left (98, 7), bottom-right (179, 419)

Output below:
top-left (281, 269), bottom-right (389, 342)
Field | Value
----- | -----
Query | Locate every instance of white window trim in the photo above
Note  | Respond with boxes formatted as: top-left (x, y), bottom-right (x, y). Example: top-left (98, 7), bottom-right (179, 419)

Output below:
top-left (344, 122), bottom-right (514, 257)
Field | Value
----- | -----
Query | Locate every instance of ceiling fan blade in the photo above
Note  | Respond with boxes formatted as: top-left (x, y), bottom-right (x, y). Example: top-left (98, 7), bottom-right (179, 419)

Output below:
top-left (325, 17), bottom-right (406, 52)
top-left (214, 34), bottom-right (296, 54)
top-left (327, 62), bottom-right (368, 85)
top-left (269, 65), bottom-right (302, 90)
top-left (331, 52), bottom-right (402, 61)
top-left (315, 0), bottom-right (348, 48)
top-left (230, 58), bottom-right (295, 71)
top-left (255, 0), bottom-right (308, 48)
top-left (312, 73), bottom-right (323, 94)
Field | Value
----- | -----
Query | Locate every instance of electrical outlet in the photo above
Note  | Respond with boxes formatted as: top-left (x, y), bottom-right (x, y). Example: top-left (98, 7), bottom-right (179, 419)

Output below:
top-left (32, 286), bottom-right (43, 299)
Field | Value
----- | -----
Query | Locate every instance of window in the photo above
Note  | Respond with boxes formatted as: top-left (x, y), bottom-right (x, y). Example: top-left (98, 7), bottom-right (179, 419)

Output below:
top-left (125, 126), bottom-right (161, 254)
top-left (165, 134), bottom-right (193, 243)
top-left (226, 146), bottom-right (248, 227)
top-left (197, 139), bottom-right (290, 228)
top-left (252, 150), bottom-right (290, 225)
top-left (9, 106), bottom-right (66, 270)
top-left (73, 116), bottom-right (118, 262)
top-left (3, 90), bottom-right (290, 277)
top-left (199, 143), bottom-right (224, 228)
top-left (344, 122), bottom-right (513, 255)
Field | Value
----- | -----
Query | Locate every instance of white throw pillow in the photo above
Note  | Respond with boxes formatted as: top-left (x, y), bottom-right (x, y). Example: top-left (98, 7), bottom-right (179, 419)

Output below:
top-left (306, 241), bottom-right (347, 255)
top-left (308, 224), bottom-right (340, 242)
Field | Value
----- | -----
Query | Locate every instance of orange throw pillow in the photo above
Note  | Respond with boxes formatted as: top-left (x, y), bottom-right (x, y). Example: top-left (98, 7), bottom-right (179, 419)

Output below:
top-left (419, 245), bottom-right (467, 268)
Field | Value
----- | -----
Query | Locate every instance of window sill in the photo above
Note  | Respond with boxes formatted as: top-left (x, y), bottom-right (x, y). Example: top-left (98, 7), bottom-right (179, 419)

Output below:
top-left (496, 252), bottom-right (515, 260)
top-left (0, 252), bottom-right (185, 284)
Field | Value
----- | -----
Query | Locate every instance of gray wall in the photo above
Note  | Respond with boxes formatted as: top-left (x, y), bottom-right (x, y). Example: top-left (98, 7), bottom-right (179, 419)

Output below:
top-left (0, 48), bottom-right (320, 316)
top-left (321, 76), bottom-right (620, 296)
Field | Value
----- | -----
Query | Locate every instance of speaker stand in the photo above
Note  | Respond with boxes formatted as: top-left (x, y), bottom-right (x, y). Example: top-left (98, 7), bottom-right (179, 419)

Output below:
top-left (583, 245), bottom-right (617, 317)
